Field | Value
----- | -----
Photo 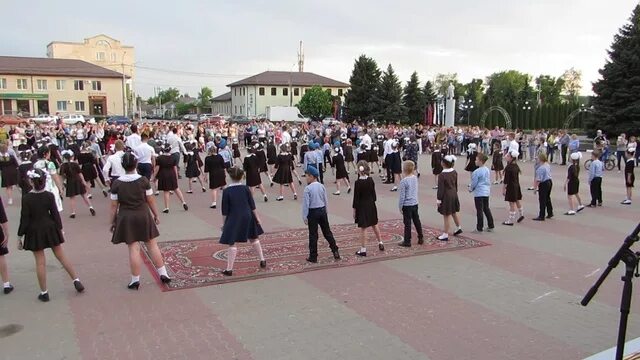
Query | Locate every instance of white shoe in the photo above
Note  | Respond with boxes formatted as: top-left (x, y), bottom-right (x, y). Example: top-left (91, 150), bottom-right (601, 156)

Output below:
top-left (576, 205), bottom-right (585, 212)
top-left (621, 199), bottom-right (632, 205)
top-left (7, 198), bottom-right (12, 205)
top-left (564, 210), bottom-right (576, 215)
top-left (333, 191), bottom-right (340, 195)
top-left (437, 233), bottom-right (449, 241)
top-left (276, 196), bottom-right (284, 201)
top-left (390, 186), bottom-right (398, 192)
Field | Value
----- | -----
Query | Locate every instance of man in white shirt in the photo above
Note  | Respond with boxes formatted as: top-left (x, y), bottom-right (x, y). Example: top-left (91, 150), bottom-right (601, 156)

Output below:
top-left (166, 127), bottom-right (186, 178)
top-left (281, 126), bottom-right (292, 144)
top-left (134, 133), bottom-right (156, 180)
top-left (102, 140), bottom-right (126, 187)
top-left (126, 124), bottom-right (142, 149)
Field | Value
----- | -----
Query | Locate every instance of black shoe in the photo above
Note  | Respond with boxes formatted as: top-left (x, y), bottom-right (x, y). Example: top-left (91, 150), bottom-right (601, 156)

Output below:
top-left (127, 281), bottom-right (140, 290)
top-left (260, 260), bottom-right (267, 268)
top-left (3, 285), bottom-right (14, 294)
top-left (588, 204), bottom-right (597, 208)
top-left (210, 204), bottom-right (217, 209)
top-left (453, 228), bottom-right (463, 236)
top-left (183, 203), bottom-right (189, 211)
top-left (162, 208), bottom-right (169, 214)
top-left (102, 189), bottom-right (108, 197)
top-left (378, 243), bottom-right (385, 251)
top-left (202, 188), bottom-right (206, 193)
top-left (294, 194), bottom-right (297, 200)
top-left (398, 241), bottom-right (411, 247)
top-left (38, 293), bottom-right (50, 302)
top-left (298, 180), bottom-right (302, 185)
top-left (69, 213), bottom-right (76, 219)
top-left (306, 257), bottom-right (318, 263)
top-left (347, 187), bottom-right (351, 194)
top-left (417, 237), bottom-right (424, 245)
top-left (264, 196), bottom-right (268, 202)
top-left (332, 250), bottom-right (341, 260)
top-left (517, 215), bottom-right (525, 223)
top-left (355, 250), bottom-right (367, 257)
top-left (270, 182), bottom-right (274, 187)
top-left (222, 270), bottom-right (233, 276)
top-left (160, 275), bottom-right (171, 284)
top-left (89, 207), bottom-right (96, 216)
top-left (187, 190), bottom-right (193, 194)
top-left (546, 214), bottom-right (554, 219)
top-left (532, 217), bottom-right (545, 221)
top-left (73, 280), bottom-right (85, 293)
top-left (502, 221), bottom-right (514, 226)
top-left (598, 202), bottom-right (603, 207)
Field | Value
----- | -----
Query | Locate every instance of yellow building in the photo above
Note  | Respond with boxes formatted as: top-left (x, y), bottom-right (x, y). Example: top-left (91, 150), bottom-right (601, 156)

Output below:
top-left (0, 56), bottom-right (127, 117)
top-left (227, 71), bottom-right (349, 116)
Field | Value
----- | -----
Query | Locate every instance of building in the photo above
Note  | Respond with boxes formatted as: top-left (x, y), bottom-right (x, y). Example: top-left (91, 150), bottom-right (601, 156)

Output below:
top-left (226, 71), bottom-right (349, 116)
top-left (211, 92), bottom-right (231, 115)
top-left (0, 56), bottom-right (127, 117)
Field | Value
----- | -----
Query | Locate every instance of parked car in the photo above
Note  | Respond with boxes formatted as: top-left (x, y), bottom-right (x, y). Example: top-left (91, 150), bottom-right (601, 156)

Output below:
top-left (199, 115), bottom-right (225, 126)
top-left (106, 116), bottom-right (132, 125)
top-left (62, 114), bottom-right (96, 125)
top-left (230, 115), bottom-right (250, 124)
top-left (0, 115), bottom-right (28, 126)
top-left (30, 114), bottom-right (58, 124)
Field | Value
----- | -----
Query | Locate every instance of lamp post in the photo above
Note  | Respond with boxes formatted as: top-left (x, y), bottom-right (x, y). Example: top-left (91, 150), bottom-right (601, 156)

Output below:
top-left (522, 100), bottom-right (532, 129)
top-left (461, 99), bottom-right (474, 126)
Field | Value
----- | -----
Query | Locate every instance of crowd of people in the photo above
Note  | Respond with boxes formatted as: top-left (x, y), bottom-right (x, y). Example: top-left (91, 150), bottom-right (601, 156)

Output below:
top-left (0, 118), bottom-right (636, 301)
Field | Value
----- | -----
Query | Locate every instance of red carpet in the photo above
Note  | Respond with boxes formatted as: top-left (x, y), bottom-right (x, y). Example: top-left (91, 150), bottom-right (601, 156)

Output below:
top-left (143, 219), bottom-right (490, 291)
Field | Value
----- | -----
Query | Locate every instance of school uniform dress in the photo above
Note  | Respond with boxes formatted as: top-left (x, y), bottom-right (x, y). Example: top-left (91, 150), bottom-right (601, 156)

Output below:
top-left (273, 153), bottom-right (294, 185)
top-left (0, 152), bottom-right (18, 187)
top-left (344, 145), bottom-right (354, 163)
top-left (18, 191), bottom-right (64, 251)
top-left (352, 176), bottom-right (378, 228)
top-left (256, 148), bottom-right (268, 173)
top-left (232, 143), bottom-right (241, 159)
top-left (290, 141), bottom-right (298, 157)
top-left (18, 161), bottom-right (33, 195)
top-left (0, 198), bottom-right (7, 256)
top-left (110, 174), bottom-right (160, 244)
top-left (431, 150), bottom-right (443, 175)
top-left (437, 169), bottom-right (460, 215)
top-left (389, 151), bottom-right (402, 174)
top-left (332, 153), bottom-right (349, 180)
top-left (465, 152), bottom-right (478, 172)
top-left (503, 162), bottom-right (523, 202)
top-left (492, 151), bottom-right (504, 171)
top-left (266, 144), bottom-right (277, 165)
top-left (299, 144), bottom-right (309, 165)
top-left (219, 184), bottom-right (263, 245)
top-left (60, 162), bottom-right (86, 198)
top-left (185, 150), bottom-right (203, 178)
top-left (204, 154), bottom-right (227, 189)
top-left (567, 164), bottom-right (580, 195)
top-left (34, 159), bottom-right (63, 212)
top-left (78, 151), bottom-right (99, 185)
top-left (625, 158), bottom-right (635, 187)
top-left (243, 154), bottom-right (262, 187)
top-left (156, 155), bottom-right (178, 191)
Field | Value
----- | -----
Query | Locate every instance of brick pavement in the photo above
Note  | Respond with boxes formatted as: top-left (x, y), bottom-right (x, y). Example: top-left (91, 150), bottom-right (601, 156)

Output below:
top-left (0, 154), bottom-right (638, 359)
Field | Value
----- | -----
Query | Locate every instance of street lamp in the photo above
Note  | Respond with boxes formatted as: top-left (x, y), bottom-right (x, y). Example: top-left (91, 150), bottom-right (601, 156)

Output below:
top-left (461, 99), bottom-right (474, 126)
top-left (522, 101), bottom-right (532, 129)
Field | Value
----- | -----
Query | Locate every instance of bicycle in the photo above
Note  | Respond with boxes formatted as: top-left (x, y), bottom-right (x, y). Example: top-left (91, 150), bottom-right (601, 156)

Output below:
top-left (584, 150), bottom-right (616, 171)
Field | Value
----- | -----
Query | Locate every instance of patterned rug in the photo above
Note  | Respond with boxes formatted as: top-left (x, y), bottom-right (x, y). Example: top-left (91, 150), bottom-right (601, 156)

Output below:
top-left (142, 219), bottom-right (490, 291)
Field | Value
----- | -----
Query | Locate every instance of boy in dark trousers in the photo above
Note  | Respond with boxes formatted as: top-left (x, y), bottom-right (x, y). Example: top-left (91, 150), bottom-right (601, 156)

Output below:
top-left (588, 150), bottom-right (604, 207)
top-left (302, 166), bottom-right (340, 263)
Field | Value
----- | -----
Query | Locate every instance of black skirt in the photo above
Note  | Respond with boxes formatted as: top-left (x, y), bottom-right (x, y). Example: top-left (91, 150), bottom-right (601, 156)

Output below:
top-left (567, 180), bottom-right (579, 195)
top-left (66, 178), bottom-right (86, 198)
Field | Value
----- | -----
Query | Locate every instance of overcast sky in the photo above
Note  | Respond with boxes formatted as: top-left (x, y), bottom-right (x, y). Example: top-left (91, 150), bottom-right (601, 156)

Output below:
top-left (2, 0), bottom-right (637, 98)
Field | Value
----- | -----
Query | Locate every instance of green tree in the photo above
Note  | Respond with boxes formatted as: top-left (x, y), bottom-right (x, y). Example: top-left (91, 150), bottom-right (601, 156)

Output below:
top-left (403, 71), bottom-right (425, 124)
top-left (589, 5), bottom-right (640, 136)
top-left (147, 87), bottom-right (180, 105)
top-left (465, 78), bottom-right (484, 105)
top-left (197, 87), bottom-right (213, 107)
top-left (176, 102), bottom-right (196, 116)
top-left (296, 85), bottom-right (333, 121)
top-left (535, 75), bottom-right (565, 105)
top-left (484, 70), bottom-right (535, 106)
top-left (561, 67), bottom-right (582, 102)
top-left (423, 81), bottom-right (437, 105)
top-left (344, 55), bottom-right (382, 122)
top-left (376, 64), bottom-right (406, 123)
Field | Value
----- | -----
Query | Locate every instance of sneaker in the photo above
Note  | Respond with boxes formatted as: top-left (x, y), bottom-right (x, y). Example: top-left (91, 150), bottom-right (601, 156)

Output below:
top-left (355, 250), bottom-right (367, 257)
top-left (333, 191), bottom-right (340, 195)
top-left (453, 228), bottom-right (463, 236)
top-left (517, 215), bottom-right (525, 223)
top-left (564, 211), bottom-right (576, 215)
top-left (527, 187), bottom-right (535, 191)
top-left (183, 203), bottom-right (189, 211)
top-left (576, 205), bottom-right (585, 212)
top-left (502, 221), bottom-right (514, 226)
top-left (3, 284), bottom-right (14, 294)
top-left (210, 203), bottom-right (217, 209)
top-left (621, 199), bottom-right (632, 205)
top-left (87, 194), bottom-right (92, 200)
top-left (154, 191), bottom-right (160, 196)
top-left (437, 233), bottom-right (449, 241)
top-left (38, 292), bottom-right (50, 302)
top-left (276, 196), bottom-right (284, 201)
top-left (390, 186), bottom-right (398, 192)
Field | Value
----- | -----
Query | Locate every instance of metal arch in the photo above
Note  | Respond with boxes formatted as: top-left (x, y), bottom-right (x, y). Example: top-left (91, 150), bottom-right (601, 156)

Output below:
top-left (480, 106), bottom-right (513, 129)
top-left (563, 108), bottom-right (593, 129)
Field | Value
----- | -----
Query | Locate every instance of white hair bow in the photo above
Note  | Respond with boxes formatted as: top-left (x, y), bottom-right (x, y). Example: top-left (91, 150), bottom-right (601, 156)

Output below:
top-left (61, 150), bottom-right (74, 156)
top-left (444, 155), bottom-right (457, 162)
top-left (27, 170), bottom-right (40, 179)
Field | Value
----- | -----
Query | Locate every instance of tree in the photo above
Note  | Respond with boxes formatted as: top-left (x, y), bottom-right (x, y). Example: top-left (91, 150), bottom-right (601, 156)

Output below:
top-left (589, 5), bottom-right (640, 136)
top-left (561, 67), bottom-right (582, 102)
top-left (464, 78), bottom-right (484, 105)
top-left (197, 87), bottom-right (213, 107)
top-left (403, 71), bottom-right (425, 124)
top-left (484, 70), bottom-right (535, 106)
top-left (535, 75), bottom-right (565, 105)
top-left (147, 87), bottom-right (180, 105)
top-left (376, 64), bottom-right (406, 123)
top-left (434, 73), bottom-right (458, 95)
top-left (423, 81), bottom-right (437, 105)
top-left (296, 85), bottom-right (333, 121)
top-left (344, 55), bottom-right (382, 122)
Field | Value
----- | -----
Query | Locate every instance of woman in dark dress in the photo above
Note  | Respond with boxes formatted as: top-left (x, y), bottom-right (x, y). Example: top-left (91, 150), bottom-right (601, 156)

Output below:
top-left (17, 168), bottom-right (84, 302)
top-left (266, 140), bottom-right (277, 183)
top-left (352, 161), bottom-right (383, 257)
top-left (431, 145), bottom-right (444, 189)
top-left (153, 145), bottom-right (188, 213)
top-left (59, 150), bottom-right (95, 219)
top-left (18, 150), bottom-right (33, 195)
top-left (343, 138), bottom-right (355, 173)
top-left (564, 152), bottom-right (584, 215)
top-left (184, 141), bottom-right (206, 194)
top-left (255, 143), bottom-right (272, 187)
top-left (77, 143), bottom-right (101, 196)
top-left (243, 147), bottom-right (268, 202)
top-left (502, 150), bottom-right (525, 226)
top-left (232, 138), bottom-right (241, 166)
top-left (464, 143), bottom-right (479, 183)
top-left (219, 167), bottom-right (266, 276)
top-left (623, 147), bottom-right (636, 205)
top-left (110, 152), bottom-right (170, 290)
top-left (491, 142), bottom-right (504, 184)
top-left (273, 144), bottom-right (297, 201)
top-left (0, 142), bottom-right (19, 205)
top-left (204, 146), bottom-right (227, 209)
top-left (437, 155), bottom-right (462, 241)
top-left (331, 146), bottom-right (351, 195)
top-left (0, 197), bottom-right (12, 294)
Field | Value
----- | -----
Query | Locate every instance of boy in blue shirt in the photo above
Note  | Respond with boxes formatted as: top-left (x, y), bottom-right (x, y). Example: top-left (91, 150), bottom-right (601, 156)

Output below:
top-left (588, 150), bottom-right (604, 207)
top-left (469, 153), bottom-right (494, 232)
top-left (302, 166), bottom-right (340, 263)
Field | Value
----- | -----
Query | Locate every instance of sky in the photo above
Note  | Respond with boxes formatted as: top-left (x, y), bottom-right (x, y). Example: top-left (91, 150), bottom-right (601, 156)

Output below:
top-left (2, 0), bottom-right (637, 99)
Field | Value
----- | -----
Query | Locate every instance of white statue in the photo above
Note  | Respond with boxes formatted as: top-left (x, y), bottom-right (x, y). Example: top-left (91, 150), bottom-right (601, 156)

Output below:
top-left (447, 84), bottom-right (454, 99)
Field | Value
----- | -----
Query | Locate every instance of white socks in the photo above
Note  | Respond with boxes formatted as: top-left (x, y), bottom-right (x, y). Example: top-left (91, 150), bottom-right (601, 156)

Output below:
top-left (130, 275), bottom-right (140, 285)
top-left (227, 247), bottom-right (238, 271)
top-left (518, 207), bottom-right (524, 216)
top-left (252, 241), bottom-right (265, 261)
top-left (3, 282), bottom-right (10, 288)
top-left (156, 266), bottom-right (168, 277)
top-left (40, 290), bottom-right (48, 295)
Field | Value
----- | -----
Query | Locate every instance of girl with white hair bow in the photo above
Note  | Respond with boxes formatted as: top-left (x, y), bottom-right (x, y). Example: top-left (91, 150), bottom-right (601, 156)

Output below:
top-left (564, 152), bottom-right (585, 215)
top-left (502, 150), bottom-right (525, 226)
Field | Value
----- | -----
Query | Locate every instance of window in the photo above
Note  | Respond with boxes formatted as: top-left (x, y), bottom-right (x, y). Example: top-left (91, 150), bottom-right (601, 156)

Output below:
top-left (283, 88), bottom-right (288, 96)
top-left (338, 89), bottom-right (343, 96)
top-left (294, 88), bottom-right (300, 96)
top-left (56, 80), bottom-right (65, 90)
top-left (242, 88), bottom-right (245, 96)
top-left (57, 101), bottom-right (67, 111)
top-left (74, 80), bottom-right (84, 91)
top-left (259, 87), bottom-right (265, 96)
top-left (271, 87), bottom-right (277, 96)
top-left (37, 79), bottom-right (47, 90)
top-left (96, 52), bottom-right (105, 61)
top-left (92, 81), bottom-right (102, 91)
top-left (234, 88), bottom-right (237, 96)
top-left (75, 101), bottom-right (85, 112)
top-left (234, 105), bottom-right (237, 113)
top-left (0, 78), bottom-right (6, 89)
top-left (326, 89), bottom-right (332, 96)
top-left (111, 53), bottom-right (116, 62)
top-left (17, 79), bottom-right (27, 90)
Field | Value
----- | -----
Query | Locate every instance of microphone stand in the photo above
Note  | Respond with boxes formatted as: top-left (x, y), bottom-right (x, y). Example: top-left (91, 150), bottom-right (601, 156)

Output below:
top-left (582, 223), bottom-right (640, 360)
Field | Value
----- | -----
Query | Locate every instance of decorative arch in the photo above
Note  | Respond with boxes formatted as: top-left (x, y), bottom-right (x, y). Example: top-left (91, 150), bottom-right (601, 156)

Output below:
top-left (563, 108), bottom-right (593, 129)
top-left (480, 106), bottom-right (512, 129)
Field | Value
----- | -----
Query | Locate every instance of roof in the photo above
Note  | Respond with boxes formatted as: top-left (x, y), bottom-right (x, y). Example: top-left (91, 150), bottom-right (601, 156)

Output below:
top-left (227, 71), bottom-right (349, 88)
top-left (47, 34), bottom-right (134, 48)
top-left (0, 56), bottom-right (127, 78)
top-left (211, 92), bottom-right (231, 102)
